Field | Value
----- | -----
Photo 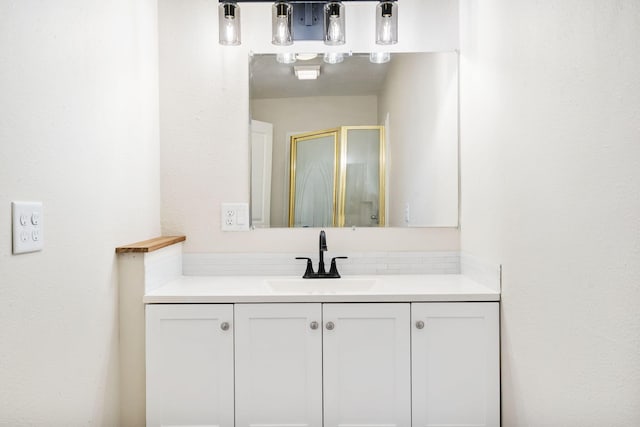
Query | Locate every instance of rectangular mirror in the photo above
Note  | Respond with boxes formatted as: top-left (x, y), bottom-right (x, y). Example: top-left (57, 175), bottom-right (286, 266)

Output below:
top-left (250, 51), bottom-right (459, 228)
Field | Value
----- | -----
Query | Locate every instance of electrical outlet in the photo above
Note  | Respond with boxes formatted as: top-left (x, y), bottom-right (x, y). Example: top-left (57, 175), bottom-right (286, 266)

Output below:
top-left (221, 203), bottom-right (249, 231)
top-left (12, 201), bottom-right (44, 254)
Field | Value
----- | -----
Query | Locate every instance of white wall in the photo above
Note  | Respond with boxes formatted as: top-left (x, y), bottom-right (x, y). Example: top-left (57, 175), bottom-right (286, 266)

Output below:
top-left (159, 0), bottom-right (460, 253)
top-left (0, 1), bottom-right (160, 424)
top-left (379, 53), bottom-right (459, 227)
top-left (460, 1), bottom-right (640, 425)
top-left (252, 95), bottom-right (378, 226)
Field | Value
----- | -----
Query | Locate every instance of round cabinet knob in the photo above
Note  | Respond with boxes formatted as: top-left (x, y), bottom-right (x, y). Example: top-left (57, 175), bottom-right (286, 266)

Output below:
top-left (415, 320), bottom-right (425, 330)
top-left (310, 321), bottom-right (319, 330)
top-left (325, 321), bottom-right (335, 331)
top-left (220, 322), bottom-right (230, 331)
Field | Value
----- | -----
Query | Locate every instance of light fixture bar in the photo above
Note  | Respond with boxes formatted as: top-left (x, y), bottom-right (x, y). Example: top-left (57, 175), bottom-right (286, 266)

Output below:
top-left (218, 1), bottom-right (398, 46)
top-left (290, 3), bottom-right (324, 41)
top-left (220, 1), bottom-right (375, 2)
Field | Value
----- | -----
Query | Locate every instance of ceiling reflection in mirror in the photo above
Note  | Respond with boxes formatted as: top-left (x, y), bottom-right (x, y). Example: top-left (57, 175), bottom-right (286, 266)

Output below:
top-left (250, 52), bottom-right (459, 228)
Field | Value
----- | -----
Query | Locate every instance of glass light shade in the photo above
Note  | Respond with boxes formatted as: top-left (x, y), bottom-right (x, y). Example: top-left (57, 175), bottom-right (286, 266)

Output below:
top-left (323, 52), bottom-right (344, 64)
top-left (276, 52), bottom-right (297, 64)
top-left (324, 2), bottom-right (345, 46)
top-left (272, 2), bottom-right (293, 46)
top-left (376, 1), bottom-right (397, 45)
top-left (219, 2), bottom-right (241, 46)
top-left (369, 52), bottom-right (391, 64)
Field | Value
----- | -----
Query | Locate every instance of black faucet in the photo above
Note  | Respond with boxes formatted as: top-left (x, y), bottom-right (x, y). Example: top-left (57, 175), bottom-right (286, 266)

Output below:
top-left (318, 230), bottom-right (328, 275)
top-left (296, 230), bottom-right (347, 279)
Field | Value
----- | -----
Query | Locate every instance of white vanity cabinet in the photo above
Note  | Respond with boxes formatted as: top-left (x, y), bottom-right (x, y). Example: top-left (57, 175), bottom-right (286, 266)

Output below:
top-left (234, 303), bottom-right (323, 427)
top-left (145, 301), bottom-right (499, 427)
top-left (323, 303), bottom-right (411, 427)
top-left (146, 304), bottom-right (235, 427)
top-left (233, 303), bottom-right (409, 427)
top-left (411, 303), bottom-right (500, 427)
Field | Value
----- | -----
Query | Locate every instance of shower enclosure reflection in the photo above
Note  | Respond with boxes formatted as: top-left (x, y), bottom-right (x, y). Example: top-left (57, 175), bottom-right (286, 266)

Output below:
top-left (289, 126), bottom-right (384, 227)
top-left (290, 129), bottom-right (338, 227)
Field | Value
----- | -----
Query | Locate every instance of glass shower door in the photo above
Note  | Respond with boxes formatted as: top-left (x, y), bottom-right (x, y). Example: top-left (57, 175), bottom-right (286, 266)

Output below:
top-left (340, 126), bottom-right (385, 227)
top-left (289, 129), bottom-right (339, 227)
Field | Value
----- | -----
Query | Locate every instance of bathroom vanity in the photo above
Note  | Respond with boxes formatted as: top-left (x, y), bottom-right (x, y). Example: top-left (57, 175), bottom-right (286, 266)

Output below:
top-left (144, 275), bottom-right (500, 427)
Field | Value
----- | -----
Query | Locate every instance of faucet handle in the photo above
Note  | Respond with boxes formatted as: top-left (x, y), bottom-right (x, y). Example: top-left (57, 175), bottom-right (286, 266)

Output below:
top-left (328, 256), bottom-right (348, 278)
top-left (295, 257), bottom-right (315, 278)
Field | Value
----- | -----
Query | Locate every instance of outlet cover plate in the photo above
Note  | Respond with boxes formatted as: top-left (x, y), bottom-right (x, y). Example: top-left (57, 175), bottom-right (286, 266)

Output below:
top-left (12, 201), bottom-right (44, 254)
top-left (221, 202), bottom-right (250, 231)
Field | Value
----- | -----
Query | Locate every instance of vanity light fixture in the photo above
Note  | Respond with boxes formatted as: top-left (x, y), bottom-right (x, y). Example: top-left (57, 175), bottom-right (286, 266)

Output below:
top-left (272, 1), bottom-right (293, 45)
top-left (323, 1), bottom-right (345, 45)
top-left (323, 52), bottom-right (345, 64)
top-left (294, 65), bottom-right (321, 80)
top-left (276, 52), bottom-right (297, 64)
top-left (369, 51), bottom-right (390, 64)
top-left (218, 1), bottom-right (398, 46)
top-left (218, 1), bottom-right (241, 46)
top-left (376, 0), bottom-right (398, 45)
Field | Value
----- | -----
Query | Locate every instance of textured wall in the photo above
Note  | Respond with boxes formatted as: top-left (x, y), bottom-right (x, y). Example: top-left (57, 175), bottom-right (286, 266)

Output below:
top-left (159, 0), bottom-right (461, 253)
top-left (459, 1), bottom-right (640, 424)
top-left (0, 1), bottom-right (161, 424)
top-left (379, 53), bottom-right (459, 227)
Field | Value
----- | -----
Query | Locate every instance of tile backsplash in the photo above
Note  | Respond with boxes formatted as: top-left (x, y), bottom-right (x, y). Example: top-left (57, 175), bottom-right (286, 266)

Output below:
top-left (183, 251), bottom-right (461, 276)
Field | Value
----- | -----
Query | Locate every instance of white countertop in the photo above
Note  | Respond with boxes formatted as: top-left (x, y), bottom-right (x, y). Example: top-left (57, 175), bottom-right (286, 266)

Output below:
top-left (143, 274), bottom-right (500, 303)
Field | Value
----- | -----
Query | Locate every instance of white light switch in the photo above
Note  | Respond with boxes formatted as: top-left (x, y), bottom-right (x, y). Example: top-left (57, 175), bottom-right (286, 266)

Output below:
top-left (221, 202), bottom-right (250, 231)
top-left (12, 201), bottom-right (44, 254)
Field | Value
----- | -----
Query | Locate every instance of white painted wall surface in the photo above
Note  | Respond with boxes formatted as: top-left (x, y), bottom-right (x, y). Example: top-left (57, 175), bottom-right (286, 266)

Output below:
top-left (159, 0), bottom-right (460, 253)
top-left (459, 1), bottom-right (640, 425)
top-left (379, 53), bottom-right (459, 227)
top-left (252, 95), bottom-right (378, 227)
top-left (0, 1), bottom-right (160, 425)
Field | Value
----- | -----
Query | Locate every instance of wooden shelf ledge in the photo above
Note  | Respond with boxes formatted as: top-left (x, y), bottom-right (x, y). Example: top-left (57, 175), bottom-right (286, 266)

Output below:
top-left (116, 236), bottom-right (186, 254)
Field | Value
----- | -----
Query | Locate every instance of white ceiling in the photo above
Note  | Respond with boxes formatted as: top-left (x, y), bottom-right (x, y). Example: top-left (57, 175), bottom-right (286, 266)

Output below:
top-left (250, 53), bottom-right (391, 99)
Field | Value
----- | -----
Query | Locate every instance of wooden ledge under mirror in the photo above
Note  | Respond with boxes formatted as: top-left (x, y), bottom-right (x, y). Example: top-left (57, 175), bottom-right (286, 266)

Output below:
top-left (250, 51), bottom-right (459, 228)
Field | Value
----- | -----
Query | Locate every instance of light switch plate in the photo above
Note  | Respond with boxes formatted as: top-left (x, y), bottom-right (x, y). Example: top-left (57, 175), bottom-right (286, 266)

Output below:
top-left (12, 201), bottom-right (44, 254)
top-left (221, 202), bottom-right (250, 231)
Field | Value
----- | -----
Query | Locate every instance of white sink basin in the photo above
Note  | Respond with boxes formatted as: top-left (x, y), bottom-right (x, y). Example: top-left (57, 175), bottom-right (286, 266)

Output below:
top-left (266, 278), bottom-right (377, 294)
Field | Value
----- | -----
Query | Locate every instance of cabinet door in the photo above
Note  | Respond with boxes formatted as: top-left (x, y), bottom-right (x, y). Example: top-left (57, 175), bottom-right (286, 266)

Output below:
top-left (323, 303), bottom-right (411, 427)
top-left (234, 303), bottom-right (323, 427)
top-left (412, 302), bottom-right (500, 427)
top-left (146, 304), bottom-right (234, 427)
